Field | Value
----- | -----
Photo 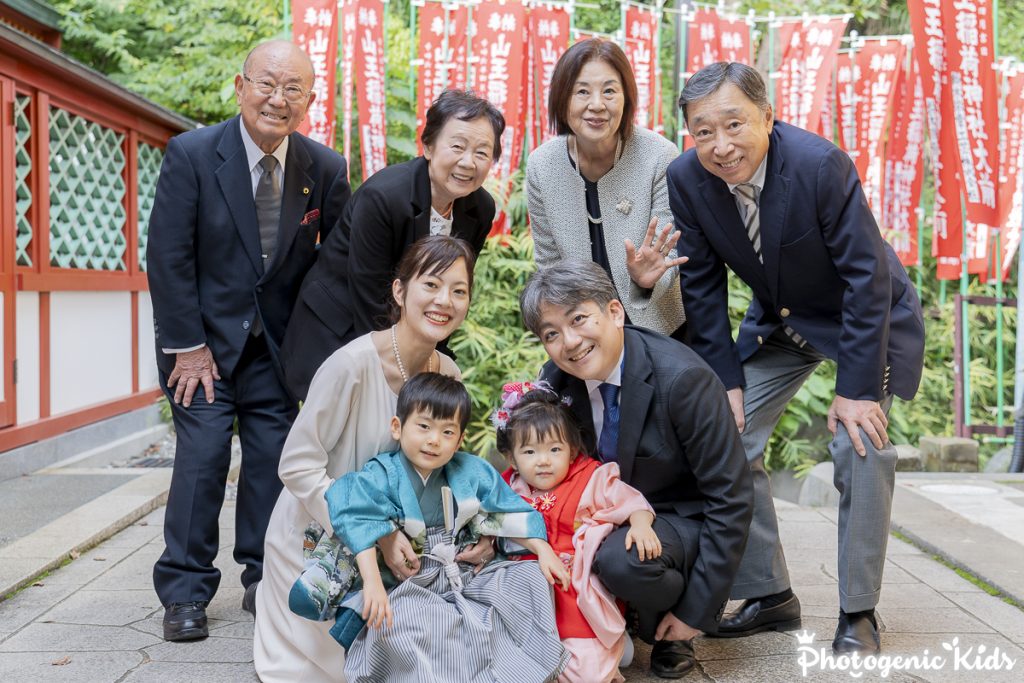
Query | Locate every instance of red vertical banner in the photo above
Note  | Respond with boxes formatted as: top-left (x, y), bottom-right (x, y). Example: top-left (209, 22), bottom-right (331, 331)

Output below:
top-left (530, 5), bottom-right (570, 145)
top-left (942, 0), bottom-right (999, 274)
top-left (355, 0), bottom-right (386, 178)
top-left (293, 0), bottom-right (339, 147)
top-left (909, 0), bottom-right (964, 279)
top-left (996, 70), bottom-right (1024, 279)
top-left (473, 0), bottom-right (527, 180)
top-left (834, 51), bottom-right (858, 152)
top-left (687, 8), bottom-right (720, 74)
top-left (339, 1), bottom-right (357, 164)
top-left (416, 2), bottom-right (469, 149)
top-left (625, 5), bottom-right (659, 129)
top-left (718, 16), bottom-right (751, 64)
top-left (853, 41), bottom-right (906, 218)
top-left (883, 58), bottom-right (926, 266)
top-left (774, 18), bottom-right (848, 134)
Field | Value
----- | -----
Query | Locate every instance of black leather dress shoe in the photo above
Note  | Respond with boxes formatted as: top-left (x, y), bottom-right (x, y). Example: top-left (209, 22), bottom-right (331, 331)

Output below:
top-left (833, 610), bottom-right (880, 654)
top-left (163, 602), bottom-right (208, 642)
top-left (650, 639), bottom-right (695, 679)
top-left (713, 594), bottom-right (802, 637)
top-left (242, 582), bottom-right (258, 617)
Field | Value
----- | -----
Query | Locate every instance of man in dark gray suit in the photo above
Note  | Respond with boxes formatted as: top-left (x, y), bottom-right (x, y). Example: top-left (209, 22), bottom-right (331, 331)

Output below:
top-left (147, 40), bottom-right (350, 642)
top-left (520, 261), bottom-right (753, 679)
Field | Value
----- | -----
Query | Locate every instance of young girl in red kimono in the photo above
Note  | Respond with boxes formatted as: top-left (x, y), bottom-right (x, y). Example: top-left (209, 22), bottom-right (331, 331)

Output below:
top-left (495, 382), bottom-right (660, 683)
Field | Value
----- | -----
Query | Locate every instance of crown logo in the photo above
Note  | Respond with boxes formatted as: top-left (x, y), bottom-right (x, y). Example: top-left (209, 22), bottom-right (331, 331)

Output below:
top-left (794, 630), bottom-right (816, 645)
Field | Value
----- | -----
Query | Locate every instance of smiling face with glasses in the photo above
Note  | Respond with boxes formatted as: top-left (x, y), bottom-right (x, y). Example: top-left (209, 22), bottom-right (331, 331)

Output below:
top-left (234, 41), bottom-right (316, 154)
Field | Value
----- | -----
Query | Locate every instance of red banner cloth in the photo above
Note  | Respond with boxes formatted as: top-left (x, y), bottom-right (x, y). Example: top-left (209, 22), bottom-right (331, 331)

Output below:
top-left (687, 8), bottom-right (722, 74)
top-left (995, 70), bottom-right (1024, 280)
top-left (775, 18), bottom-right (848, 135)
top-left (908, 0), bottom-right (963, 279)
top-left (293, 0), bottom-right (339, 148)
top-left (339, 1), bottom-right (357, 165)
top-left (353, 0), bottom-right (387, 178)
top-left (834, 51), bottom-right (858, 152)
top-left (718, 16), bottom-right (751, 64)
top-left (942, 0), bottom-right (999, 274)
top-left (416, 2), bottom-right (469, 149)
top-left (530, 5), bottom-right (570, 146)
top-left (854, 41), bottom-right (906, 218)
top-left (883, 57), bottom-right (926, 266)
top-left (625, 5), bottom-right (661, 130)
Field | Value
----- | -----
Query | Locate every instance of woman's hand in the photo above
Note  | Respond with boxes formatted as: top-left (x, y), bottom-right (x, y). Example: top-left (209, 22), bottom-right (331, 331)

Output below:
top-left (455, 536), bottom-right (496, 573)
top-left (624, 217), bottom-right (690, 290)
top-left (360, 579), bottom-right (393, 630)
top-left (535, 542), bottom-right (571, 591)
top-left (624, 511), bottom-right (662, 561)
top-left (379, 530), bottom-right (419, 580)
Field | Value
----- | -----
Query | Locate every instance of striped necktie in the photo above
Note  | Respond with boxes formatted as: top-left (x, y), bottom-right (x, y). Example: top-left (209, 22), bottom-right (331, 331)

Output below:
top-left (735, 183), bottom-right (807, 348)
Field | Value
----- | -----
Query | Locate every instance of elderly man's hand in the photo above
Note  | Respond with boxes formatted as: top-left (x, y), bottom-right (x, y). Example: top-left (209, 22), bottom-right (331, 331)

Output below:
top-left (655, 612), bottom-right (702, 642)
top-left (167, 347), bottom-right (220, 407)
top-left (827, 395), bottom-right (889, 457)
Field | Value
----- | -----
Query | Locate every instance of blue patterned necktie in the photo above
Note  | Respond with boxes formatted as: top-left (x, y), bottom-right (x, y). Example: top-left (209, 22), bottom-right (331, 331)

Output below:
top-left (598, 382), bottom-right (620, 462)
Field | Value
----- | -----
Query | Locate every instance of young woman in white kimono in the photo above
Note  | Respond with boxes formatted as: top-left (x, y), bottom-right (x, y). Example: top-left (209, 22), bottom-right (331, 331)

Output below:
top-left (290, 373), bottom-right (569, 682)
top-left (255, 236), bottom-right (501, 682)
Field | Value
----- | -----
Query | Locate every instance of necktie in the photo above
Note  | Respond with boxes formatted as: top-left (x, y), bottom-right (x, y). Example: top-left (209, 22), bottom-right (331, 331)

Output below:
top-left (598, 383), bottom-right (620, 462)
top-left (735, 183), bottom-right (807, 348)
top-left (255, 155), bottom-right (281, 267)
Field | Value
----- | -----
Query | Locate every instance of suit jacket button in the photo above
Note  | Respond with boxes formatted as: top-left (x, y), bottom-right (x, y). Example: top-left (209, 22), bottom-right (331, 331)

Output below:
top-left (256, 286), bottom-right (263, 293)
top-left (757, 335), bottom-right (763, 344)
top-left (780, 307), bottom-right (791, 318)
top-left (242, 320), bottom-right (251, 330)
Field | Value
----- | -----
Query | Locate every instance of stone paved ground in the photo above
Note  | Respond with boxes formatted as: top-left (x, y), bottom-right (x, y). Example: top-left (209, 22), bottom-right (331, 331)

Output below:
top-left (2, 499), bottom-right (1023, 682)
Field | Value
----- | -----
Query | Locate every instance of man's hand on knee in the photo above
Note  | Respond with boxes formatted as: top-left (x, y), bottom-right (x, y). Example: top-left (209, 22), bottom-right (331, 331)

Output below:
top-left (827, 395), bottom-right (888, 456)
top-left (655, 612), bottom-right (701, 642)
top-left (168, 347), bottom-right (220, 407)
top-left (726, 387), bottom-right (745, 433)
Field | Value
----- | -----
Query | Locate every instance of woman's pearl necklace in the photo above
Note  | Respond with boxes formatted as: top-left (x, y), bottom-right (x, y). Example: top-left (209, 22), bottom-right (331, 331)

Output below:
top-left (391, 324), bottom-right (433, 383)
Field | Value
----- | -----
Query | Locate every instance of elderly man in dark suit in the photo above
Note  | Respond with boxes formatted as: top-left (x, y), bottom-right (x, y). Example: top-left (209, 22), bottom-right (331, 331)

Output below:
top-left (520, 261), bottom-right (753, 679)
top-left (146, 40), bottom-right (350, 642)
top-left (667, 62), bottom-right (925, 655)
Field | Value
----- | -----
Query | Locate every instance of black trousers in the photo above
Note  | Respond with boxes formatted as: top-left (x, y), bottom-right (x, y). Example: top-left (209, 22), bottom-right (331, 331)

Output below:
top-left (592, 516), bottom-right (700, 643)
top-left (153, 334), bottom-right (297, 606)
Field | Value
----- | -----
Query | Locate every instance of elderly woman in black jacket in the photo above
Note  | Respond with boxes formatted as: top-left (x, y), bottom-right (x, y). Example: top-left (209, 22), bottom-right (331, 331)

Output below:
top-left (281, 89), bottom-right (503, 400)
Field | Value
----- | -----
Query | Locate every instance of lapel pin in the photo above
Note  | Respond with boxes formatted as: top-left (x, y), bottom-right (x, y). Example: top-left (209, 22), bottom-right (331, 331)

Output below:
top-left (302, 187), bottom-right (310, 195)
top-left (616, 198), bottom-right (633, 216)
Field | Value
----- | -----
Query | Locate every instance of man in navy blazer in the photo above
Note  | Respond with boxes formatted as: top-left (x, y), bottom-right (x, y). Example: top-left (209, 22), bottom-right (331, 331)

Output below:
top-left (146, 41), bottom-right (350, 642)
top-left (667, 62), bottom-right (924, 655)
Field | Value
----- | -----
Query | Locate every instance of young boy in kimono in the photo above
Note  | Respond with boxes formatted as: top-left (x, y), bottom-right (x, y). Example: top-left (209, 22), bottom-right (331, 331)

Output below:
top-left (290, 373), bottom-right (570, 682)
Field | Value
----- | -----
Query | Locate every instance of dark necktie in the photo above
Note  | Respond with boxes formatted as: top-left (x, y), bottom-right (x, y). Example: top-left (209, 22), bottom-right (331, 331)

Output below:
top-left (255, 155), bottom-right (281, 267)
top-left (735, 183), bottom-right (806, 348)
top-left (598, 382), bottom-right (620, 462)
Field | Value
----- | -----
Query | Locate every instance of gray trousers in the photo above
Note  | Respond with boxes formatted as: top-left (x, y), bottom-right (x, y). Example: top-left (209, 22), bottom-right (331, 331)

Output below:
top-left (731, 330), bottom-right (897, 613)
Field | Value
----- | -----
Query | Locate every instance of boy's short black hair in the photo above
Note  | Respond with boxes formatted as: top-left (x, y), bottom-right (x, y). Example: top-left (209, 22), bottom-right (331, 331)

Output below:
top-left (396, 372), bottom-right (472, 433)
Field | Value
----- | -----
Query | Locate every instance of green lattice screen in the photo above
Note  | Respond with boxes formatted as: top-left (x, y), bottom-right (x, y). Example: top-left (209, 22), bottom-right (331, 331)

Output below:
top-left (14, 95), bottom-right (32, 267)
top-left (136, 142), bottom-right (163, 272)
top-left (48, 106), bottom-right (127, 270)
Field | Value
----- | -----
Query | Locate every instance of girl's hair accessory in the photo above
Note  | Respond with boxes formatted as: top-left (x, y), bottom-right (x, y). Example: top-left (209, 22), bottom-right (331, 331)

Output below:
top-left (490, 380), bottom-right (568, 430)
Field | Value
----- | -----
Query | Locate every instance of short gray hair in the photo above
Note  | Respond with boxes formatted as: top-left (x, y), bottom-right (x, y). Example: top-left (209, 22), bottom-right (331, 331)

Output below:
top-left (678, 62), bottom-right (770, 123)
top-left (520, 261), bottom-right (618, 335)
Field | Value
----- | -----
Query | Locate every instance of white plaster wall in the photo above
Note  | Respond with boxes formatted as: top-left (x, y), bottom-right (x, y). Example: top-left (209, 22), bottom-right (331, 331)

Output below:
top-left (137, 292), bottom-right (158, 390)
top-left (15, 291), bottom-right (40, 424)
top-left (50, 291), bottom-right (132, 415)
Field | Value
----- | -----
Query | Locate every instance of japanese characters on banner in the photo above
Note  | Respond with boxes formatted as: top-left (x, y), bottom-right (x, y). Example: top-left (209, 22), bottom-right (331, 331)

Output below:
top-left (774, 18), bottom-right (848, 134)
top-left (339, 1), bottom-right (357, 163)
top-left (625, 4), bottom-right (662, 131)
top-left (292, 0), bottom-right (339, 147)
top-left (531, 5), bottom-right (570, 145)
top-left (687, 8), bottom-right (722, 73)
top-left (416, 1), bottom-right (469, 148)
top-left (354, 0), bottom-right (387, 177)
top-left (473, 0), bottom-right (527, 179)
top-left (882, 57), bottom-right (926, 266)
top-left (942, 0), bottom-right (999, 275)
top-left (908, 0), bottom-right (964, 279)
top-left (995, 70), bottom-right (1024, 280)
top-left (834, 51), bottom-right (858, 152)
top-left (853, 40), bottom-right (906, 219)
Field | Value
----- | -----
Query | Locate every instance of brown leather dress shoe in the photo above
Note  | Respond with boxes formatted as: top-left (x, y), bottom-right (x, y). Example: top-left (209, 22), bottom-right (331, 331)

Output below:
top-left (832, 610), bottom-right (881, 654)
top-left (713, 594), bottom-right (802, 637)
top-left (650, 639), bottom-right (696, 679)
top-left (163, 602), bottom-right (208, 642)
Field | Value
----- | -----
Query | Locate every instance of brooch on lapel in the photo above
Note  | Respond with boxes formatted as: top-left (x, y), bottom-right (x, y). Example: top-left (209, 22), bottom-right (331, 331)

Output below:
top-left (616, 198), bottom-right (633, 216)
